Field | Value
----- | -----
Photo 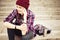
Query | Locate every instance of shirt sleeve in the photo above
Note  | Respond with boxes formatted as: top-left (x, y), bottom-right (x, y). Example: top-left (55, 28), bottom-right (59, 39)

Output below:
top-left (4, 9), bottom-right (16, 23)
top-left (30, 14), bottom-right (35, 28)
top-left (27, 10), bottom-right (35, 30)
top-left (29, 11), bottom-right (36, 36)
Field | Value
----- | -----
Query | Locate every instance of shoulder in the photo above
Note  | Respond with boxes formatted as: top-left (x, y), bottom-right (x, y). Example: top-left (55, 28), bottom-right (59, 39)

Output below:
top-left (12, 9), bottom-right (17, 14)
top-left (7, 9), bottom-right (17, 18)
top-left (27, 10), bottom-right (35, 17)
top-left (9, 9), bottom-right (17, 16)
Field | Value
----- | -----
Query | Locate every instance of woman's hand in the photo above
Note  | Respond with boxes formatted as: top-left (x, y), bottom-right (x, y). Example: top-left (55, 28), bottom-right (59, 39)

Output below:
top-left (16, 23), bottom-right (28, 35)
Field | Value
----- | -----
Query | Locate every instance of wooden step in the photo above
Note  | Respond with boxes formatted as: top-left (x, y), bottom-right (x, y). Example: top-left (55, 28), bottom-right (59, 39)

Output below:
top-left (0, 0), bottom-right (15, 2)
top-left (0, 4), bottom-right (15, 7)
top-left (0, 6), bottom-right (14, 9)
top-left (0, 2), bottom-right (15, 5)
top-left (35, 15), bottom-right (60, 20)
top-left (0, 7), bottom-right (14, 12)
top-left (34, 20), bottom-right (60, 30)
top-left (0, 30), bottom-right (60, 40)
top-left (30, 0), bottom-right (60, 8)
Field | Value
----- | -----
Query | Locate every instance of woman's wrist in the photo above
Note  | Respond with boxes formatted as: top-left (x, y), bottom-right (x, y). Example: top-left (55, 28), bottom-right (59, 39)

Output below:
top-left (15, 25), bottom-right (16, 29)
top-left (16, 25), bottom-right (19, 29)
top-left (23, 22), bottom-right (27, 24)
top-left (16, 25), bottom-right (21, 30)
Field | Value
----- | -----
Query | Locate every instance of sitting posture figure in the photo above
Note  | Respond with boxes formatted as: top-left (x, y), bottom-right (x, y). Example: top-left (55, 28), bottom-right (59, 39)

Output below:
top-left (3, 0), bottom-right (51, 40)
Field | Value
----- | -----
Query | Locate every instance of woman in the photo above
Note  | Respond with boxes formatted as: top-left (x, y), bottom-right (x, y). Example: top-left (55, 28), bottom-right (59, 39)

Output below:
top-left (3, 0), bottom-right (35, 40)
top-left (3, 0), bottom-right (51, 40)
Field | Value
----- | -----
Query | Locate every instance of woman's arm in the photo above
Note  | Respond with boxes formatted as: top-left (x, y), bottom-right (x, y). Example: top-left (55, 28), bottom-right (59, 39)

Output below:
top-left (3, 22), bottom-right (27, 30)
top-left (3, 22), bottom-right (16, 29)
top-left (3, 22), bottom-right (27, 35)
top-left (27, 10), bottom-right (35, 29)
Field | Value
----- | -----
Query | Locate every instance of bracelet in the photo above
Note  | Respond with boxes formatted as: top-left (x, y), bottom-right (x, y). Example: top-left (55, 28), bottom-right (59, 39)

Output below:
top-left (23, 22), bottom-right (27, 24)
top-left (22, 21), bottom-right (26, 24)
top-left (15, 25), bottom-right (16, 29)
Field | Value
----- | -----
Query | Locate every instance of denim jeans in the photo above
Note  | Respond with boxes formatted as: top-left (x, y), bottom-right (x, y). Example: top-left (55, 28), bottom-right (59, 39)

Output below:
top-left (22, 30), bottom-right (34, 40)
top-left (7, 28), bottom-right (34, 40)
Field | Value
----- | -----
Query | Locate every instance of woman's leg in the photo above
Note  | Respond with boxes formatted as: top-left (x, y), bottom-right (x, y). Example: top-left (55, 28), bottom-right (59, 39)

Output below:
top-left (15, 35), bottom-right (22, 40)
top-left (22, 30), bottom-right (34, 40)
top-left (34, 24), bottom-right (51, 36)
top-left (7, 28), bottom-right (15, 40)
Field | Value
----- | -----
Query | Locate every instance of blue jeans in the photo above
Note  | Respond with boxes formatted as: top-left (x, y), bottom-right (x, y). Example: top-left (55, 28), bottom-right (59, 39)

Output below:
top-left (7, 28), bottom-right (15, 40)
top-left (7, 28), bottom-right (34, 40)
top-left (22, 30), bottom-right (34, 40)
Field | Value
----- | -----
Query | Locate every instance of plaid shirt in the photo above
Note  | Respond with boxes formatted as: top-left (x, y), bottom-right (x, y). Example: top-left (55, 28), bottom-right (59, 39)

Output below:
top-left (4, 9), bottom-right (46, 37)
top-left (4, 9), bottom-right (35, 34)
